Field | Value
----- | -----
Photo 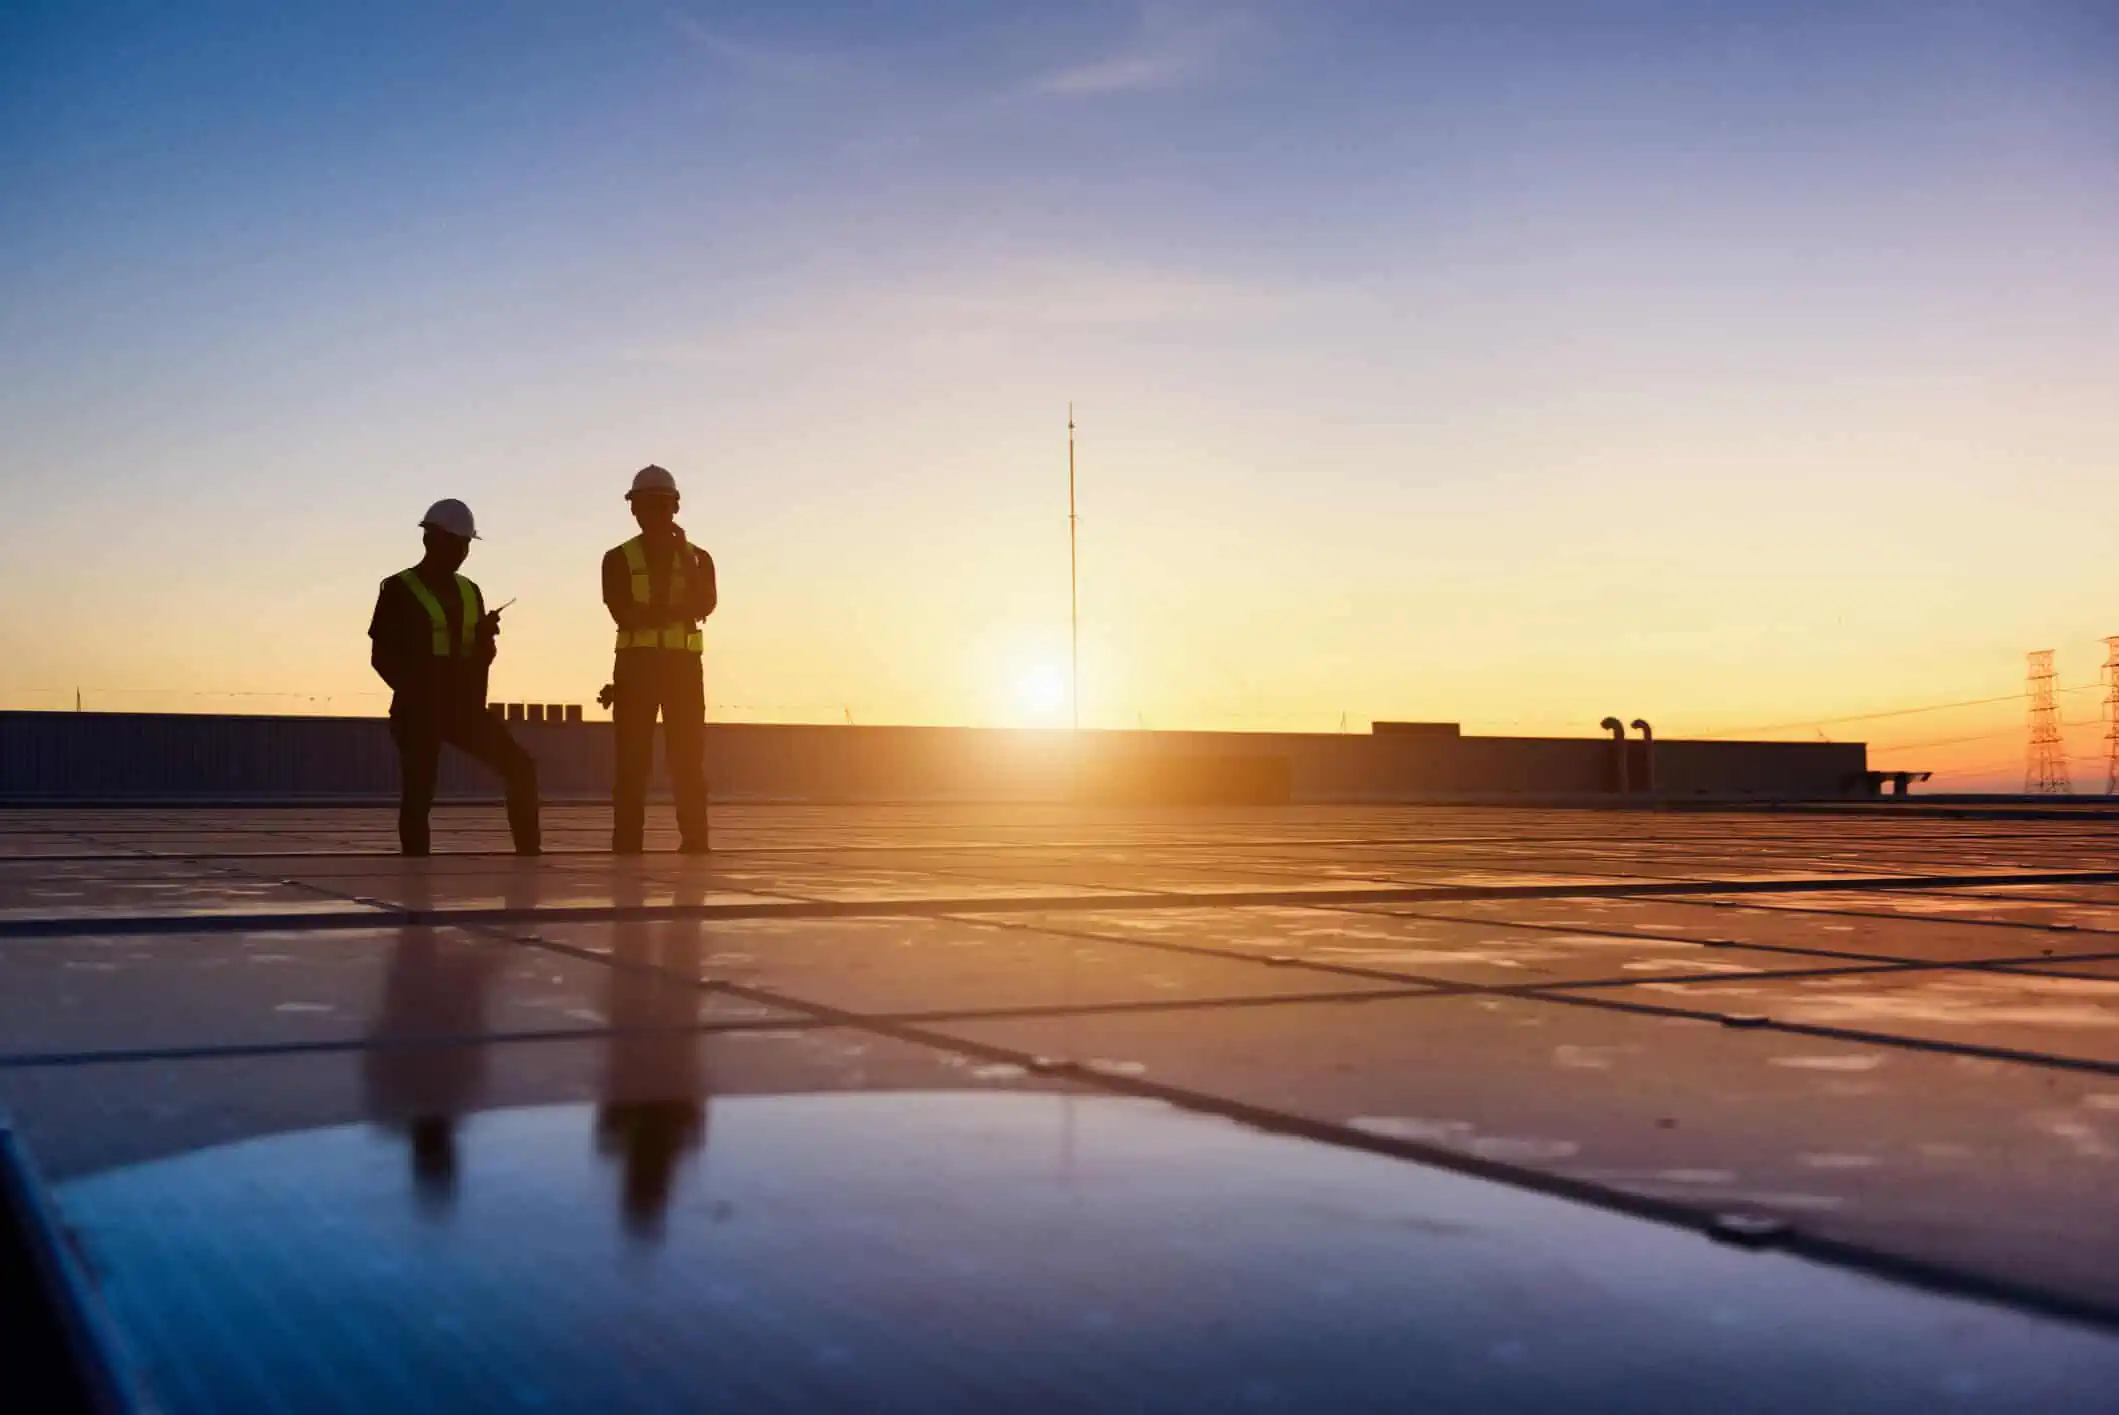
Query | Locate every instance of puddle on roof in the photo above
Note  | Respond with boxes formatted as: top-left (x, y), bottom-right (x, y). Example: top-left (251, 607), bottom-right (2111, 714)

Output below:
top-left (47, 1093), bottom-right (2119, 1414)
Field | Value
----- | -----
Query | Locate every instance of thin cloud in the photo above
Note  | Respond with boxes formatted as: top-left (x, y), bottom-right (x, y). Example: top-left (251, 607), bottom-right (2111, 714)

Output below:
top-left (1036, 2), bottom-right (1257, 97)
top-left (898, 264), bottom-right (1303, 325)
top-left (669, 12), bottom-right (844, 85)
top-left (618, 260), bottom-right (1323, 367)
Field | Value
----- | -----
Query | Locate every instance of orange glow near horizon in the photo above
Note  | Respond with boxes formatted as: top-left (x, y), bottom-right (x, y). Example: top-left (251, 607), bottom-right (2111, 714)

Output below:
top-left (3, 472), bottom-right (2113, 797)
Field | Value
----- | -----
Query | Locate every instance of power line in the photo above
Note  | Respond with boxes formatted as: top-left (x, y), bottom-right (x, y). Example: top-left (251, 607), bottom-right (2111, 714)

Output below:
top-left (1871, 715), bottom-right (2110, 757)
top-left (1708, 696), bottom-right (2015, 738)
top-left (1869, 728), bottom-right (2019, 755)
top-left (1934, 757), bottom-right (2054, 780)
top-left (1706, 685), bottom-right (2099, 740)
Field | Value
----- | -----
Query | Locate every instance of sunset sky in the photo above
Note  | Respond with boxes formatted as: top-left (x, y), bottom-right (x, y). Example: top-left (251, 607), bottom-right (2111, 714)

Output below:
top-left (4, 2), bottom-right (2116, 789)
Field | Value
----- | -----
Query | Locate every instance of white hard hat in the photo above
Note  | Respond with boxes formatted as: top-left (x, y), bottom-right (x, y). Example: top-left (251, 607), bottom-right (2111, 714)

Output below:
top-left (419, 498), bottom-right (479, 540)
top-left (628, 464), bottom-right (679, 500)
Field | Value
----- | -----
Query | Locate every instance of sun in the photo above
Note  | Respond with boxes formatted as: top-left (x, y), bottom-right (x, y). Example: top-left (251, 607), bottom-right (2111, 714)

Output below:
top-left (1016, 662), bottom-right (1069, 723)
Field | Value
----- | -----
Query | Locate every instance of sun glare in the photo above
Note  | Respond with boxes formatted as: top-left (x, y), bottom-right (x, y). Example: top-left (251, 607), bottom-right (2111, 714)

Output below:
top-left (1016, 662), bottom-right (1069, 723)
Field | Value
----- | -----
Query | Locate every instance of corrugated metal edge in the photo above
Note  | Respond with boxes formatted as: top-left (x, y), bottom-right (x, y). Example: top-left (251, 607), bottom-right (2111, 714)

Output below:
top-left (0, 1121), bottom-right (159, 1414)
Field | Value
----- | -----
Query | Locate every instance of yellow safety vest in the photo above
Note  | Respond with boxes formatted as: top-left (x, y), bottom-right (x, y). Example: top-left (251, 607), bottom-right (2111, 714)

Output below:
top-left (615, 536), bottom-right (704, 653)
top-left (396, 569), bottom-right (480, 656)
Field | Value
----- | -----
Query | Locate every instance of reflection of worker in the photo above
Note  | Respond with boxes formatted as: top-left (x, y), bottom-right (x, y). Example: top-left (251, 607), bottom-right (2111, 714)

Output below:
top-left (369, 499), bottom-right (540, 857)
top-left (602, 466), bottom-right (717, 855)
top-left (361, 927), bottom-right (503, 1217)
top-left (596, 878), bottom-right (709, 1240)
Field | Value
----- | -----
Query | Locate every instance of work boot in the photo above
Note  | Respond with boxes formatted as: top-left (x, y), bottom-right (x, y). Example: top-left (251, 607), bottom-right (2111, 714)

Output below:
top-left (678, 838), bottom-right (711, 856)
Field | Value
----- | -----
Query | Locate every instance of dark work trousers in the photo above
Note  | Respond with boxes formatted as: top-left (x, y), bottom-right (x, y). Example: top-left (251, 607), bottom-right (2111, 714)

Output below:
top-left (390, 700), bottom-right (541, 856)
top-left (612, 650), bottom-right (708, 853)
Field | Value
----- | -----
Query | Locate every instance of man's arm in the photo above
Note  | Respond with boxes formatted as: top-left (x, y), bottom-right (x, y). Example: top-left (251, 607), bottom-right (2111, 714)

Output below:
top-left (691, 548), bottom-right (718, 622)
top-left (472, 583), bottom-right (499, 665)
top-left (602, 548), bottom-right (639, 631)
top-left (368, 581), bottom-right (412, 692)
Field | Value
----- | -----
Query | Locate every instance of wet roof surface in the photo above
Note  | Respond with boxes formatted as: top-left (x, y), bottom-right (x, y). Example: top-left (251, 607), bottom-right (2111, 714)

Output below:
top-left (3, 802), bottom-right (2119, 1412)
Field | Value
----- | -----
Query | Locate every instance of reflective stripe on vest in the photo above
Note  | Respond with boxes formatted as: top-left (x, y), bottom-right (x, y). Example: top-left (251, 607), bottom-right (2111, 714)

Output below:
top-left (615, 537), bottom-right (704, 653)
top-left (396, 569), bottom-right (479, 657)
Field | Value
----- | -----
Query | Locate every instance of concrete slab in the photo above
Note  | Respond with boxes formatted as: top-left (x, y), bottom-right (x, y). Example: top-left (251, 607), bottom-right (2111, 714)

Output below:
top-left (1705, 889), bottom-right (2119, 934)
top-left (1948, 883), bottom-right (2119, 907)
top-left (537, 855), bottom-right (1144, 904)
top-left (1364, 896), bottom-right (2104, 967)
top-left (260, 865), bottom-right (802, 912)
top-left (0, 861), bottom-right (379, 921)
top-left (1592, 969), bottom-right (2119, 1067)
top-left (0, 926), bottom-right (783, 1061)
top-left (532, 913), bottom-right (1425, 1017)
top-left (918, 992), bottom-right (2119, 1315)
top-left (917, 849), bottom-right (1640, 892)
top-left (683, 863), bottom-right (1136, 903)
top-left (0, 1027), bottom-right (1027, 1182)
top-left (985, 904), bottom-right (1849, 988)
top-left (2002, 956), bottom-right (2119, 981)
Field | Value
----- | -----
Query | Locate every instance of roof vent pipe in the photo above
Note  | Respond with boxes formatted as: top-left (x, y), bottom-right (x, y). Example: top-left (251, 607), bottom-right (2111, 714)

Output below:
top-left (1630, 719), bottom-right (1656, 796)
top-left (1600, 718), bottom-right (1630, 795)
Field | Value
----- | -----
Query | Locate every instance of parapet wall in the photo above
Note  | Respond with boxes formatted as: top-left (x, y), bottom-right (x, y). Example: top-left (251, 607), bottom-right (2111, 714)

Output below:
top-left (0, 712), bottom-right (1868, 805)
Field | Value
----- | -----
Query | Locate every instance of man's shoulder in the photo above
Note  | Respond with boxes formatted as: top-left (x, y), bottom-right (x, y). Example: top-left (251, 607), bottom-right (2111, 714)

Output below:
top-left (380, 569), bottom-right (481, 601)
top-left (370, 571), bottom-right (413, 637)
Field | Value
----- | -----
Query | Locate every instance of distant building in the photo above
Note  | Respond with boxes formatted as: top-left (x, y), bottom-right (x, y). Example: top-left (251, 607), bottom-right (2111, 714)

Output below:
top-left (0, 712), bottom-right (1871, 804)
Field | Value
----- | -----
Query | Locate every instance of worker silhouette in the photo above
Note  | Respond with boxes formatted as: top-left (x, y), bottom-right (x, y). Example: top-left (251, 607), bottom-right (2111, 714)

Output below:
top-left (602, 466), bottom-right (717, 854)
top-left (360, 922), bottom-right (504, 1218)
top-left (596, 871), bottom-right (709, 1241)
top-left (369, 499), bottom-right (540, 856)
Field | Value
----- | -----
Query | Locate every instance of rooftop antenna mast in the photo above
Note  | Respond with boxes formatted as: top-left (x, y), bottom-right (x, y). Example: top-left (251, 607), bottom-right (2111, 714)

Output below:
top-left (1068, 403), bottom-right (1080, 732)
top-left (1063, 403), bottom-right (1082, 1187)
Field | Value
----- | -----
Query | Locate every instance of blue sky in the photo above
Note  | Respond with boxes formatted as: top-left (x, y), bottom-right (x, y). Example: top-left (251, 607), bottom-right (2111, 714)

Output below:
top-left (3, 2), bottom-right (2116, 785)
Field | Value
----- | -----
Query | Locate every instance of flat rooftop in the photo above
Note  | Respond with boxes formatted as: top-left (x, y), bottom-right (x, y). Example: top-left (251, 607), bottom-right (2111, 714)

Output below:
top-left (4, 802), bottom-right (2119, 1412)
